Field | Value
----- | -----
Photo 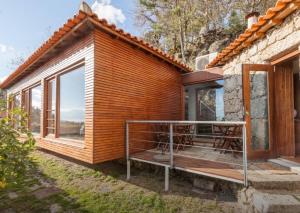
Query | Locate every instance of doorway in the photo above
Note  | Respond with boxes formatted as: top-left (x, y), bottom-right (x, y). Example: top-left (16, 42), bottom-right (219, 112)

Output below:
top-left (292, 57), bottom-right (300, 156)
top-left (273, 62), bottom-right (295, 157)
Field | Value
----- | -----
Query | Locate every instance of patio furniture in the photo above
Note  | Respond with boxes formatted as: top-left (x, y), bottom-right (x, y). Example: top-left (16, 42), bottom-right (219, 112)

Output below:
top-left (223, 125), bottom-right (243, 154)
top-left (173, 125), bottom-right (187, 152)
top-left (212, 124), bottom-right (243, 155)
top-left (212, 124), bottom-right (230, 149)
top-left (154, 124), bottom-right (196, 153)
top-left (153, 124), bottom-right (169, 153)
top-left (173, 124), bottom-right (196, 152)
top-left (183, 124), bottom-right (195, 146)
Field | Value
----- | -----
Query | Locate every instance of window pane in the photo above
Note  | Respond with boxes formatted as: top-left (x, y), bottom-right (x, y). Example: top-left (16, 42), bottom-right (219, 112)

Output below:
top-left (185, 81), bottom-right (224, 135)
top-left (59, 67), bottom-right (85, 140)
top-left (13, 94), bottom-right (21, 108)
top-left (47, 80), bottom-right (56, 135)
top-left (22, 90), bottom-right (30, 128)
top-left (23, 90), bottom-right (30, 113)
top-left (250, 71), bottom-right (269, 150)
top-left (13, 94), bottom-right (21, 128)
top-left (30, 85), bottom-right (42, 134)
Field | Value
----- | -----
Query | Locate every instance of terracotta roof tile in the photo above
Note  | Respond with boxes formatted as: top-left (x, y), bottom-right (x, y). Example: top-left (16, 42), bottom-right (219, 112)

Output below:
top-left (207, 0), bottom-right (300, 68)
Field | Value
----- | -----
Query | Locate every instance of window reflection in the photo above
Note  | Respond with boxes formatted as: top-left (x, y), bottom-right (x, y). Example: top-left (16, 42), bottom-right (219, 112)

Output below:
top-left (30, 85), bottom-right (42, 134)
top-left (12, 93), bottom-right (21, 128)
top-left (185, 80), bottom-right (224, 134)
top-left (47, 79), bottom-right (56, 135)
top-left (59, 67), bottom-right (85, 140)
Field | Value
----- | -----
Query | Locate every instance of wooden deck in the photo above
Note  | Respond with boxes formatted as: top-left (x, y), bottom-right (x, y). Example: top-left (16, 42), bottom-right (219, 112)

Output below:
top-left (131, 151), bottom-right (244, 183)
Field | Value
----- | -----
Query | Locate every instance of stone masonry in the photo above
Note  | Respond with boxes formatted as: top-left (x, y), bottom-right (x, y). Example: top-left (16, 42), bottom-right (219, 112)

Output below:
top-left (222, 10), bottom-right (300, 149)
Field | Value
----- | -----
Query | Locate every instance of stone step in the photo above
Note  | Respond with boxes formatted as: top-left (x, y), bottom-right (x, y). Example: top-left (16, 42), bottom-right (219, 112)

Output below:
top-left (268, 158), bottom-right (300, 174)
top-left (249, 179), bottom-right (300, 191)
top-left (239, 187), bottom-right (300, 213)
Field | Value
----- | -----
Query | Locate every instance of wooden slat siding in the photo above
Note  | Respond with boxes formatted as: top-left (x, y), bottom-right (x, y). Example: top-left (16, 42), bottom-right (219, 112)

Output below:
top-left (7, 34), bottom-right (95, 163)
top-left (93, 30), bottom-right (183, 163)
top-left (274, 64), bottom-right (295, 157)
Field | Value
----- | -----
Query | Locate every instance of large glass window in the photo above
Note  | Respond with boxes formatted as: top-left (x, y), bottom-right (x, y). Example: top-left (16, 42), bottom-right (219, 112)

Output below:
top-left (13, 93), bottom-right (21, 109)
top-left (45, 66), bottom-right (85, 141)
top-left (22, 84), bottom-right (42, 134)
top-left (30, 85), bottom-right (42, 134)
top-left (46, 79), bottom-right (56, 136)
top-left (12, 93), bottom-right (21, 128)
top-left (59, 67), bottom-right (85, 140)
top-left (184, 80), bottom-right (224, 134)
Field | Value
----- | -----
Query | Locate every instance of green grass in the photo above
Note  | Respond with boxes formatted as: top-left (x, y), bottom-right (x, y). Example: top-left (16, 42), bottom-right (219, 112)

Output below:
top-left (0, 151), bottom-right (237, 213)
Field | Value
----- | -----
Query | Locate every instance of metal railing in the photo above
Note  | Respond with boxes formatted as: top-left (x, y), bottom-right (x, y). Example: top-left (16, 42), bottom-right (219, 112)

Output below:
top-left (126, 120), bottom-right (247, 191)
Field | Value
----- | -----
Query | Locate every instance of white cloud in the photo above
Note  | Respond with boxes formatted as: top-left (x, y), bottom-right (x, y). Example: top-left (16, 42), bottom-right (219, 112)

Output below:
top-left (91, 0), bottom-right (126, 25)
top-left (0, 43), bottom-right (14, 53)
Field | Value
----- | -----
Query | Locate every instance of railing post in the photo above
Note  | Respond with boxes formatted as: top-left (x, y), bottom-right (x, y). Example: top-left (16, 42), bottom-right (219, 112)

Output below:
top-left (165, 166), bottom-right (169, 191)
top-left (126, 122), bottom-right (130, 180)
top-left (169, 123), bottom-right (174, 168)
top-left (242, 123), bottom-right (248, 187)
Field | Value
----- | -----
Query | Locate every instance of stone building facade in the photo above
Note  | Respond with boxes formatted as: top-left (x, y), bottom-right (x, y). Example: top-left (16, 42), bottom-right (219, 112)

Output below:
top-left (222, 10), bottom-right (300, 149)
top-left (223, 10), bottom-right (300, 121)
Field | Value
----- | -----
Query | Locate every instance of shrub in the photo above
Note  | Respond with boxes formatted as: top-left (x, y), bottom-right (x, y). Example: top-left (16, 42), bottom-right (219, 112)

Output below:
top-left (0, 94), bottom-right (35, 188)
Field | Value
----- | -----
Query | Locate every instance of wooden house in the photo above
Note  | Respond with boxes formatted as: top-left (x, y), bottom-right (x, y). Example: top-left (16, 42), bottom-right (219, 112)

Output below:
top-left (0, 8), bottom-right (191, 164)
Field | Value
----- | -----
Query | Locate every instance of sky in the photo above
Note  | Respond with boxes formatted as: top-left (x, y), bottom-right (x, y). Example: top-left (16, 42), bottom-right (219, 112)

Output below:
top-left (0, 0), bottom-right (140, 82)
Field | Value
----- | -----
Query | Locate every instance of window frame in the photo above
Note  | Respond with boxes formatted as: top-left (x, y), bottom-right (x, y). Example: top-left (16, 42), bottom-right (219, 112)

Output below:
top-left (45, 77), bottom-right (57, 138)
top-left (10, 92), bottom-right (21, 128)
top-left (44, 62), bottom-right (85, 142)
top-left (22, 82), bottom-right (42, 136)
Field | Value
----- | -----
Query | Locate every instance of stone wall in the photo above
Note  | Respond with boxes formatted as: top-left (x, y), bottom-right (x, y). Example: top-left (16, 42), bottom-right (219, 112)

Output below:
top-left (223, 10), bottom-right (300, 122)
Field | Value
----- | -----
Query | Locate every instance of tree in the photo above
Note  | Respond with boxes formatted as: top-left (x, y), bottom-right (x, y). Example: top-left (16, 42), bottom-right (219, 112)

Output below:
top-left (226, 10), bottom-right (245, 36)
top-left (0, 92), bottom-right (35, 188)
top-left (135, 0), bottom-right (277, 67)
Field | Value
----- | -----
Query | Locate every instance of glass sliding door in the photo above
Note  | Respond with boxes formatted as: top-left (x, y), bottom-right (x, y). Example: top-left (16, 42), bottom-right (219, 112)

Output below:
top-left (185, 80), bottom-right (224, 135)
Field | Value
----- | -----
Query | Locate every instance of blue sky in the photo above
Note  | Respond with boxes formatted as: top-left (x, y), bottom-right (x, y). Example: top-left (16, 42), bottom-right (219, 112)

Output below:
top-left (0, 0), bottom-right (139, 81)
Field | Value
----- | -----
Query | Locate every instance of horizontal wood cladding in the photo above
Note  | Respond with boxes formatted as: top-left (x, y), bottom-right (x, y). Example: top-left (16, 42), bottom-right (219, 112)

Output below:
top-left (93, 30), bottom-right (183, 163)
top-left (7, 34), bottom-right (95, 164)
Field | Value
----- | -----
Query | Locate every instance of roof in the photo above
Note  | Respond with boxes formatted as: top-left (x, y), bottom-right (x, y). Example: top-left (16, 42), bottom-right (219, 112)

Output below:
top-left (207, 0), bottom-right (300, 68)
top-left (1, 10), bottom-right (192, 89)
top-left (182, 67), bottom-right (223, 85)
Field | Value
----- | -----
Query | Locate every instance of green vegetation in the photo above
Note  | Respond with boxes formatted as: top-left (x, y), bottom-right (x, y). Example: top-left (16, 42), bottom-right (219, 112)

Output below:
top-left (0, 151), bottom-right (237, 212)
top-left (135, 0), bottom-right (277, 66)
top-left (0, 94), bottom-right (35, 188)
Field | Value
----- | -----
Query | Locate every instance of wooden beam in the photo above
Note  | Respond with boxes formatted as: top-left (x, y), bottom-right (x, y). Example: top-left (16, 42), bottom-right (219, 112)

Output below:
top-left (271, 49), bottom-right (300, 65)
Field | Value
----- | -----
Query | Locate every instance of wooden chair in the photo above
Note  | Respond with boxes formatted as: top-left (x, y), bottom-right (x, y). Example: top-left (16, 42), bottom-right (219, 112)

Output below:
top-left (153, 124), bottom-right (169, 153)
top-left (173, 125), bottom-right (186, 152)
top-left (184, 124), bottom-right (195, 146)
top-left (212, 124), bottom-right (229, 150)
top-left (222, 125), bottom-right (243, 156)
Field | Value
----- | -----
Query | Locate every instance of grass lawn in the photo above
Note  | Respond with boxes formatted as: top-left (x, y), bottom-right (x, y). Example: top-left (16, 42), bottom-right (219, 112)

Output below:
top-left (0, 150), bottom-right (239, 213)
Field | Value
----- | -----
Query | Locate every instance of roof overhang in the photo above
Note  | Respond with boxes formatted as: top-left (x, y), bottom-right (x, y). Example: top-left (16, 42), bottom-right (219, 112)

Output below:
top-left (182, 67), bottom-right (223, 86)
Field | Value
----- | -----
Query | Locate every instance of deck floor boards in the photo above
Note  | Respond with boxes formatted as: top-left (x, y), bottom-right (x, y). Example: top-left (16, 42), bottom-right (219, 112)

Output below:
top-left (131, 151), bottom-right (244, 181)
